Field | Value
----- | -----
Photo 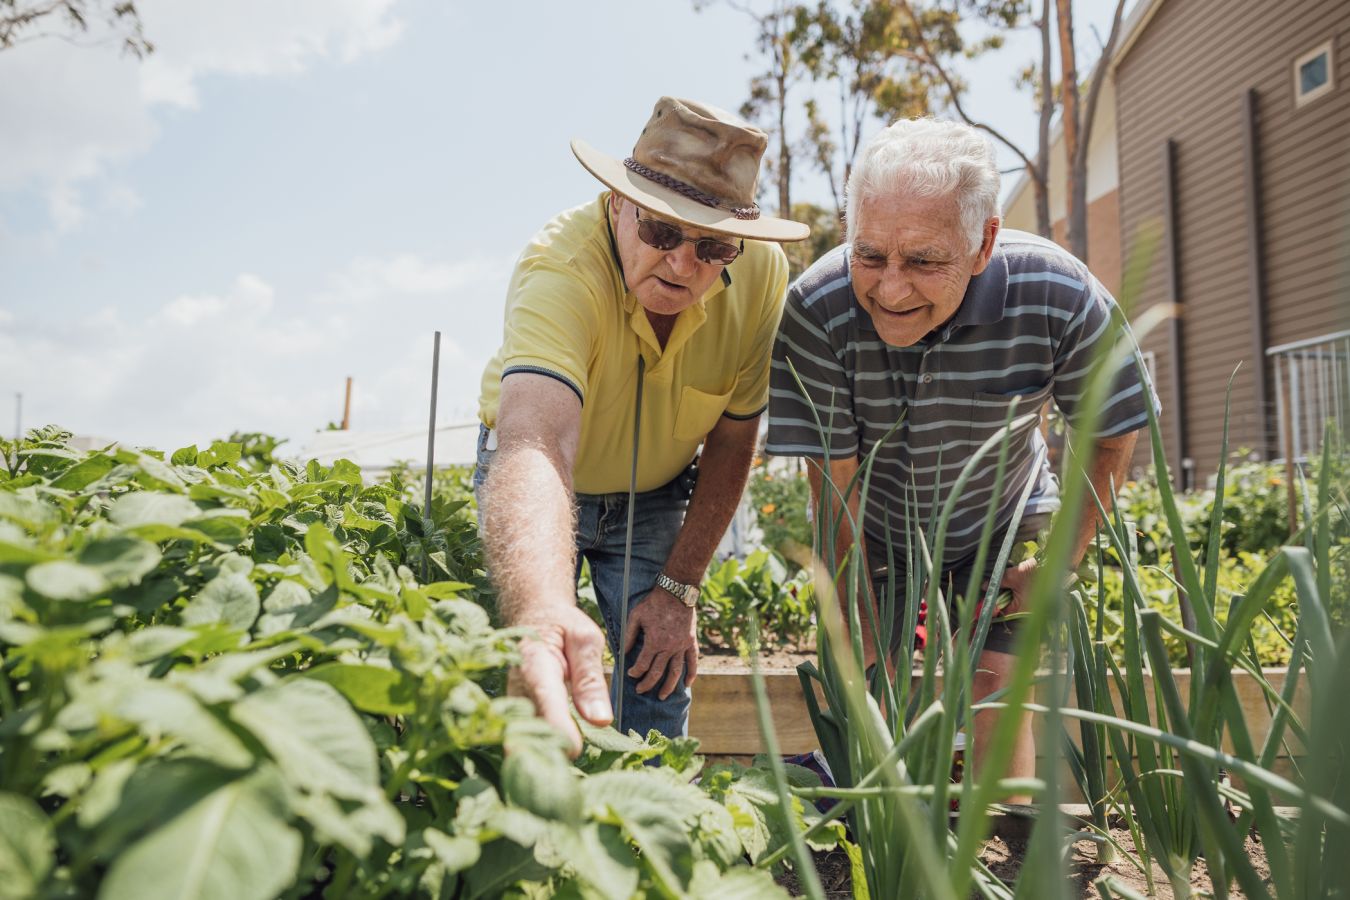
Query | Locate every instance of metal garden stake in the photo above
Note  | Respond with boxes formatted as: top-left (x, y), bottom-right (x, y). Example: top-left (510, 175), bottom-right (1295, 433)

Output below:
top-left (422, 331), bottom-right (441, 582)
top-left (614, 354), bottom-right (645, 728)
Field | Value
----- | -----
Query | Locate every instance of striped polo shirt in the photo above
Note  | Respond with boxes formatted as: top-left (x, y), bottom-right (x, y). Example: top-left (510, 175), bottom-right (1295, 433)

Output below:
top-left (766, 229), bottom-right (1159, 571)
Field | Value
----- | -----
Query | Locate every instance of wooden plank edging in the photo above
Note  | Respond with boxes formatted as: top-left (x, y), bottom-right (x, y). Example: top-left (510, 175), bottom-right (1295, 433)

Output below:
top-left (688, 667), bottom-right (1309, 758)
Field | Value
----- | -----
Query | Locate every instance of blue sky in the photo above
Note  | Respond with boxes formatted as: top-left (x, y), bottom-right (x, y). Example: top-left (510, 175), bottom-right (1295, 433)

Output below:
top-left (0, 0), bottom-right (1125, 453)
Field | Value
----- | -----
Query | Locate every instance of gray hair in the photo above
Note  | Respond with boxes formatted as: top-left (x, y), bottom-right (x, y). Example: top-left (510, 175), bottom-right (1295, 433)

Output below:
top-left (845, 118), bottom-right (1001, 254)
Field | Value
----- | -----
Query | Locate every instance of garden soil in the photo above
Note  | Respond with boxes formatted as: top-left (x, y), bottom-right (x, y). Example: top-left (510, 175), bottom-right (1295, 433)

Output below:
top-left (700, 646), bottom-right (816, 672)
top-left (777, 829), bottom-right (1274, 898)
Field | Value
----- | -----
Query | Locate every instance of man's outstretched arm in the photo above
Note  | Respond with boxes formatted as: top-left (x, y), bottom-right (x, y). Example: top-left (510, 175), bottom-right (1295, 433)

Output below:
top-left (482, 373), bottom-right (611, 755)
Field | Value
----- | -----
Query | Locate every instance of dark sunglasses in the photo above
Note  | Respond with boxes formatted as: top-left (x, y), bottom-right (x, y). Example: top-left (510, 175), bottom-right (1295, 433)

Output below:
top-left (634, 209), bottom-right (744, 265)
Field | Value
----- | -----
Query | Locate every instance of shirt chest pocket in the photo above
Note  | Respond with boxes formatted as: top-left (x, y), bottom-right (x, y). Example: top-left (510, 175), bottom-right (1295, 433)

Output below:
top-left (968, 384), bottom-right (1052, 446)
top-left (673, 385), bottom-right (732, 442)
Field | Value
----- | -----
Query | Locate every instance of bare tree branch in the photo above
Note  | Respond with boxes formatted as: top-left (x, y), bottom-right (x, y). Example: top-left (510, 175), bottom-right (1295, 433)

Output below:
top-left (1, 0), bottom-right (151, 56)
top-left (1075, 0), bottom-right (1127, 176)
top-left (1034, 0), bottom-right (1053, 237)
top-left (893, 0), bottom-right (1043, 183)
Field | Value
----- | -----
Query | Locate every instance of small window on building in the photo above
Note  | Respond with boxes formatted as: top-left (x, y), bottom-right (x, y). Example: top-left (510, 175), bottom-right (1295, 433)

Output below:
top-left (1294, 41), bottom-right (1335, 107)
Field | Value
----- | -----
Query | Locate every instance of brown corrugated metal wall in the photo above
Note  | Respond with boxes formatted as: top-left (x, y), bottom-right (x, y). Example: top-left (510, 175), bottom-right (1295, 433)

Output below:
top-left (1116, 0), bottom-right (1350, 485)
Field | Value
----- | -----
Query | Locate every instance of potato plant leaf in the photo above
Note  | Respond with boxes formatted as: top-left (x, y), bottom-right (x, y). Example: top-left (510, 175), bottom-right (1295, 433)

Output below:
top-left (302, 662), bottom-right (417, 716)
top-left (26, 560), bottom-right (109, 600)
top-left (423, 827), bottom-right (482, 873)
top-left (502, 745), bottom-right (583, 825)
top-left (125, 626), bottom-right (196, 662)
top-left (582, 772), bottom-right (703, 893)
top-left (181, 573), bottom-right (259, 631)
top-left (463, 838), bottom-right (552, 900)
top-left (114, 680), bottom-right (254, 769)
top-left (170, 446), bottom-right (198, 466)
top-left (99, 765), bottom-right (300, 900)
top-left (182, 510), bottom-right (251, 546)
top-left (109, 493), bottom-right (201, 529)
top-left (287, 786), bottom-right (404, 857)
top-left (195, 442), bottom-right (242, 469)
top-left (256, 581), bottom-right (334, 636)
top-left (49, 453), bottom-right (117, 490)
top-left (548, 821), bottom-right (638, 900)
top-left (230, 678), bottom-right (380, 798)
top-left (0, 793), bottom-right (55, 900)
top-left (80, 535), bottom-right (161, 585)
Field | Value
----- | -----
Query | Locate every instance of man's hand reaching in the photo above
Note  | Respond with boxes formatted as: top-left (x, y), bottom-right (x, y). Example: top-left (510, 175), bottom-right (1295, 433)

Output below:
top-left (508, 606), bottom-right (613, 757)
top-left (996, 557), bottom-right (1039, 617)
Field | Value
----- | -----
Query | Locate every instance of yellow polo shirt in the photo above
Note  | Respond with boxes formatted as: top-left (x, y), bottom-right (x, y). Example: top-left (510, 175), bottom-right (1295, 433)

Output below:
top-left (478, 192), bottom-right (789, 495)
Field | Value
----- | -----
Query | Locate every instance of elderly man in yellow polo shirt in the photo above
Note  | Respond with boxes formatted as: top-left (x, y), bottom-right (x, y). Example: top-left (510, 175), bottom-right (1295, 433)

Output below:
top-left (474, 97), bottom-right (809, 752)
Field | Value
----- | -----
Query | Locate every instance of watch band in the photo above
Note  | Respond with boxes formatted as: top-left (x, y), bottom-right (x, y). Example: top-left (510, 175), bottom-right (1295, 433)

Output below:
top-left (654, 572), bottom-right (700, 607)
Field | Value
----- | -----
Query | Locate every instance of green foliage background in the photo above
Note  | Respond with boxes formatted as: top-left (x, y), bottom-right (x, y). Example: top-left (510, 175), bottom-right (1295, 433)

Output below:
top-left (749, 451), bottom-right (1348, 667)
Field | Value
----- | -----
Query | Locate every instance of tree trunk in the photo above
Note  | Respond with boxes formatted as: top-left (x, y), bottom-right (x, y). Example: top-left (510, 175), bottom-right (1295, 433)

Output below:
top-left (776, 55), bottom-right (791, 218)
top-left (1032, 0), bottom-right (1053, 239)
top-left (1075, 0), bottom-right (1130, 260)
top-left (1055, 0), bottom-right (1088, 261)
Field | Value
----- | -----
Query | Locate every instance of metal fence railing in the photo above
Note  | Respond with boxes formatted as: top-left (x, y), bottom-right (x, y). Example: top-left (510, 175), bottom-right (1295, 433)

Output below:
top-left (1268, 328), bottom-right (1350, 463)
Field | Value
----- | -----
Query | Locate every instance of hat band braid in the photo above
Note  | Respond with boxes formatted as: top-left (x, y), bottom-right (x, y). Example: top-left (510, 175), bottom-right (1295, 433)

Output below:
top-left (623, 158), bottom-right (761, 221)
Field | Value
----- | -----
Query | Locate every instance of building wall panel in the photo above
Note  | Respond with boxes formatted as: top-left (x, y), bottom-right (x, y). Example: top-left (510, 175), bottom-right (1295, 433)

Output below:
top-left (1116, 0), bottom-right (1349, 482)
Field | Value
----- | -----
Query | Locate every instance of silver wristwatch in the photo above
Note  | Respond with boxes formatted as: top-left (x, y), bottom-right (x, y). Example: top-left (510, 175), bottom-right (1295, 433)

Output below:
top-left (654, 572), bottom-right (700, 607)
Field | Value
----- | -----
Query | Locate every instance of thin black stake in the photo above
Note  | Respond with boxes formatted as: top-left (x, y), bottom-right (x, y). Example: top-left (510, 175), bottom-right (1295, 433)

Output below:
top-left (422, 332), bottom-right (441, 582)
top-left (614, 354), bottom-right (645, 729)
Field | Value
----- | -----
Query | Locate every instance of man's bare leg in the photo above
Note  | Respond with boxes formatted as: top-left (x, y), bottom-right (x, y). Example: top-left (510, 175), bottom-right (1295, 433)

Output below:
top-left (971, 648), bottom-right (1035, 805)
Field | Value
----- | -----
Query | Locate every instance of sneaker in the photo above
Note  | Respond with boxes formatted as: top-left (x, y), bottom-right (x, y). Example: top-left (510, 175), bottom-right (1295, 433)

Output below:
top-left (783, 749), bottom-right (837, 813)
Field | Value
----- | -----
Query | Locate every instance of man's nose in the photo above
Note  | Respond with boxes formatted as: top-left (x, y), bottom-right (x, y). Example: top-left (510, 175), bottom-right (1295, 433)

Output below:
top-left (876, 261), bottom-right (913, 306)
top-left (665, 241), bottom-right (701, 277)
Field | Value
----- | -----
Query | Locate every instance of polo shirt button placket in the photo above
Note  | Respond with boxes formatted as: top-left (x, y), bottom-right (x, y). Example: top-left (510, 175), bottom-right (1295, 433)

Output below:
top-left (918, 345), bottom-right (936, 387)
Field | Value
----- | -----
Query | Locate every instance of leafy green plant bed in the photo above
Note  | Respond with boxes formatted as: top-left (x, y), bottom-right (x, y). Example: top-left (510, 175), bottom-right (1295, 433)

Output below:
top-left (0, 429), bottom-right (827, 899)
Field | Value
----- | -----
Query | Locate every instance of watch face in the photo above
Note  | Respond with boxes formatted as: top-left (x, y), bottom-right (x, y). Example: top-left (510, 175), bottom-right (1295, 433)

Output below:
top-left (658, 574), bottom-right (696, 606)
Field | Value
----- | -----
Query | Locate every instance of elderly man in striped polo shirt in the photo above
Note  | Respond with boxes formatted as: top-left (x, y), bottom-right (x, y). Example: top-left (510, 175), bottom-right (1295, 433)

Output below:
top-left (766, 117), bottom-right (1158, 796)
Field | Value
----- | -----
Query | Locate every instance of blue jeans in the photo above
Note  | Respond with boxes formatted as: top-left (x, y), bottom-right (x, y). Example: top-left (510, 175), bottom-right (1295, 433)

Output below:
top-left (473, 425), bottom-right (695, 738)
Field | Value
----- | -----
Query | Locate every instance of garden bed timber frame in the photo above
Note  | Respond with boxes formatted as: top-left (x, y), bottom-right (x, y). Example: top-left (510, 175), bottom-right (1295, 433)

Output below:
top-left (687, 667), bottom-right (1309, 797)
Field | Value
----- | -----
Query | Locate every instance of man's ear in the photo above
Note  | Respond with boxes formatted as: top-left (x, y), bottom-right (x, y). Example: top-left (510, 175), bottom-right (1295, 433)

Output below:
top-left (970, 217), bottom-right (1001, 276)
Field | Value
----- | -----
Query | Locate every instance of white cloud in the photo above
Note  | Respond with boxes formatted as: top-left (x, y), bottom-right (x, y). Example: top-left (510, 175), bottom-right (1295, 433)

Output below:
top-left (158, 273), bottom-right (275, 327)
top-left (47, 183), bottom-right (87, 232)
top-left (159, 293), bottom-right (225, 327)
top-left (101, 183), bottom-right (144, 216)
top-left (0, 0), bottom-right (403, 226)
top-left (0, 39), bottom-right (154, 193)
top-left (0, 251), bottom-right (510, 451)
top-left (324, 255), bottom-right (505, 304)
top-left (136, 0), bottom-right (404, 110)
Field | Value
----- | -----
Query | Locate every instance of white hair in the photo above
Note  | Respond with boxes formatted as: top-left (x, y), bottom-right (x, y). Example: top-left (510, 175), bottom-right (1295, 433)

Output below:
top-left (845, 118), bottom-right (1001, 254)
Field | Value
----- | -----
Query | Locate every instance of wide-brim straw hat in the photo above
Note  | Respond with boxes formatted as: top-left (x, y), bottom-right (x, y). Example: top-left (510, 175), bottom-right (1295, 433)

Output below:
top-left (571, 96), bottom-right (810, 243)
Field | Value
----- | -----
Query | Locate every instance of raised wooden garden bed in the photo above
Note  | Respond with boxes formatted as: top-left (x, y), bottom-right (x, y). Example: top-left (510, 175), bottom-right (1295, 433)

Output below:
top-left (688, 666), bottom-right (1309, 786)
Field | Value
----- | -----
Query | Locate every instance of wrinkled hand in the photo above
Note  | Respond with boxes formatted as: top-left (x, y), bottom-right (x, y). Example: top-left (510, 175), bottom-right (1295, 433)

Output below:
top-left (507, 605), bottom-right (612, 757)
top-left (623, 589), bottom-right (698, 699)
top-left (996, 558), bottom-right (1039, 617)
